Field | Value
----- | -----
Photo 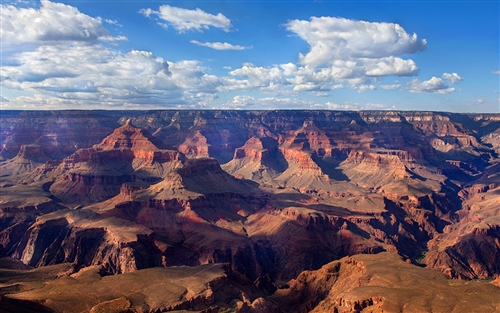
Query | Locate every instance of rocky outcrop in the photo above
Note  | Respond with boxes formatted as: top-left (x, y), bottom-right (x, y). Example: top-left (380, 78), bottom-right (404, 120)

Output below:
top-left (222, 137), bottom-right (286, 182)
top-left (177, 130), bottom-right (210, 159)
top-left (11, 210), bottom-right (160, 274)
top-left (94, 119), bottom-right (165, 151)
top-left (0, 262), bottom-right (269, 313)
top-left (273, 253), bottom-right (500, 313)
top-left (234, 137), bottom-right (268, 161)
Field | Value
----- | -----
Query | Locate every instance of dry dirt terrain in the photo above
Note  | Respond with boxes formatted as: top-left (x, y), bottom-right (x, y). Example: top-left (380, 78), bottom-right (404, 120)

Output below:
top-left (0, 110), bottom-right (499, 312)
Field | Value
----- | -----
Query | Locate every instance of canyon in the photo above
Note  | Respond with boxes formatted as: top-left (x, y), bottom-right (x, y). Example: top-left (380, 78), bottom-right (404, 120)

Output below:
top-left (0, 110), bottom-right (499, 312)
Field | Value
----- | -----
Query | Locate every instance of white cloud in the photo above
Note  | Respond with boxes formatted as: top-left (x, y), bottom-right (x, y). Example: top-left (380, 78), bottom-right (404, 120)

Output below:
top-left (224, 95), bottom-right (256, 108)
top-left (214, 16), bottom-right (427, 95)
top-left (190, 40), bottom-right (250, 51)
top-left (2, 44), bottom-right (223, 108)
top-left (138, 8), bottom-right (154, 18)
top-left (357, 85), bottom-right (376, 93)
top-left (140, 5), bottom-right (232, 32)
top-left (105, 19), bottom-right (122, 27)
top-left (276, 16), bottom-right (425, 90)
top-left (220, 59), bottom-right (414, 94)
top-left (293, 83), bottom-right (325, 92)
top-left (442, 72), bottom-right (463, 84)
top-left (364, 57), bottom-right (418, 77)
top-left (157, 22), bottom-right (169, 30)
top-left (409, 72), bottom-right (463, 94)
top-left (491, 70), bottom-right (500, 75)
top-left (380, 84), bottom-right (402, 90)
top-left (280, 63), bottom-right (298, 76)
top-left (285, 16), bottom-right (426, 67)
top-left (1, 0), bottom-right (125, 46)
top-left (220, 64), bottom-right (289, 92)
top-left (409, 76), bottom-right (456, 94)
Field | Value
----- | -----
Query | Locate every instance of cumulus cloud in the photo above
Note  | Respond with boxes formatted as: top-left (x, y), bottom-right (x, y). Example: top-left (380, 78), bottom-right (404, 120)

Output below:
top-left (220, 64), bottom-right (289, 92)
top-left (285, 16), bottom-right (426, 67)
top-left (220, 58), bottom-right (412, 94)
top-left (442, 72), bottom-right (463, 84)
top-left (215, 16), bottom-right (429, 94)
top-left (272, 16), bottom-right (427, 91)
top-left (357, 85), bottom-right (376, 93)
top-left (293, 83), bottom-right (326, 92)
top-left (491, 70), bottom-right (500, 75)
top-left (1, 0), bottom-right (125, 46)
top-left (190, 40), bottom-right (250, 50)
top-left (409, 77), bottom-right (455, 94)
top-left (409, 72), bottom-right (463, 94)
top-left (224, 95), bottom-right (256, 108)
top-left (140, 5), bottom-right (231, 32)
top-left (364, 57), bottom-right (418, 77)
top-left (2, 44), bottom-right (223, 107)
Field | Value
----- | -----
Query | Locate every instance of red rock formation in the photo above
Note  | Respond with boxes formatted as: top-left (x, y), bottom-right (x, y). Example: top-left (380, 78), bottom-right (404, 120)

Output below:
top-left (46, 122), bottom-right (184, 205)
top-left (177, 130), bottom-right (210, 159)
top-left (279, 148), bottom-right (321, 171)
top-left (273, 253), bottom-right (500, 313)
top-left (234, 137), bottom-right (267, 161)
top-left (94, 120), bottom-right (164, 151)
top-left (223, 137), bottom-right (286, 182)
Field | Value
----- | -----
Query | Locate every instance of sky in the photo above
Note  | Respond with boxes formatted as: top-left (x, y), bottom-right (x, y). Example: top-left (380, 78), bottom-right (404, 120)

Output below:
top-left (1, 0), bottom-right (499, 112)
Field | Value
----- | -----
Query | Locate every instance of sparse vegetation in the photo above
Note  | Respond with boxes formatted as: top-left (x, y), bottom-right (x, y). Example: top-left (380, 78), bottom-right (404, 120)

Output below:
top-left (415, 251), bottom-right (427, 265)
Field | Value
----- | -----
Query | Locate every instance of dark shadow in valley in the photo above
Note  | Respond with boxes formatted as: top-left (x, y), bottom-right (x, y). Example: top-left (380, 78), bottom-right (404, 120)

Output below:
top-left (311, 154), bottom-right (350, 181)
top-left (261, 137), bottom-right (288, 173)
top-left (0, 298), bottom-right (55, 313)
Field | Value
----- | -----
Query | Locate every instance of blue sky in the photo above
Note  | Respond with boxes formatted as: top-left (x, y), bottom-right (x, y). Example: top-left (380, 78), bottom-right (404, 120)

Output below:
top-left (1, 0), bottom-right (499, 112)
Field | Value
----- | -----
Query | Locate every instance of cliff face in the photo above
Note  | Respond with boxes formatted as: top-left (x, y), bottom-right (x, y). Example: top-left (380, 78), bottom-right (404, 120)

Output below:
top-left (425, 163), bottom-right (500, 279)
top-left (1, 109), bottom-right (500, 311)
top-left (272, 253), bottom-right (500, 313)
